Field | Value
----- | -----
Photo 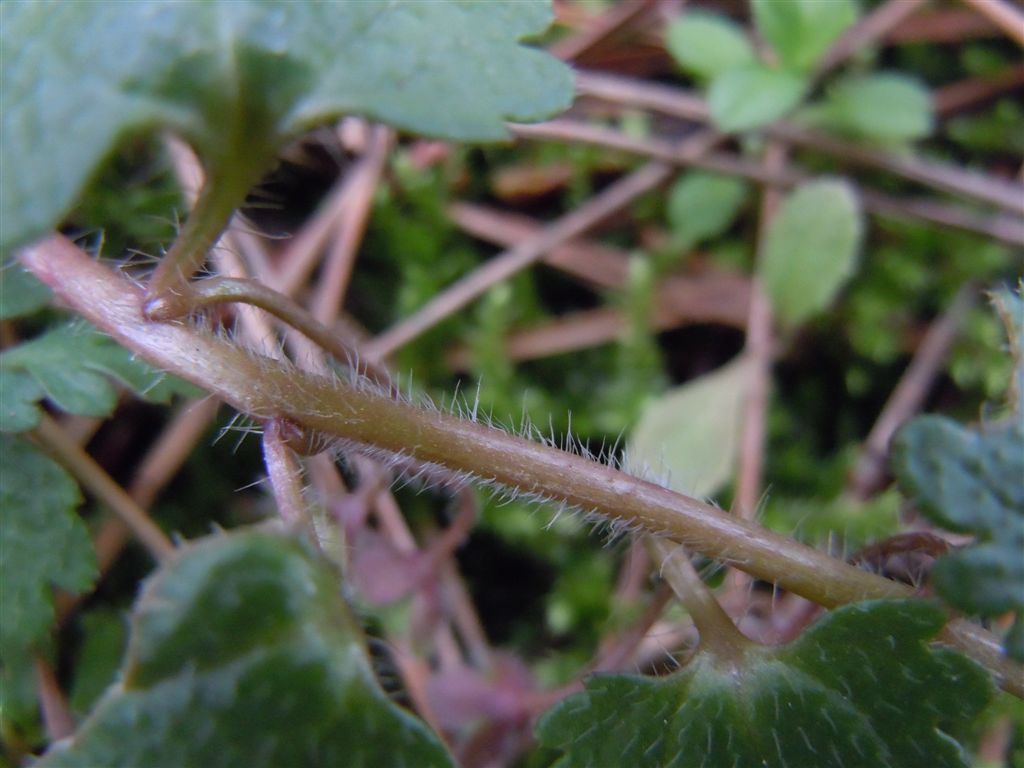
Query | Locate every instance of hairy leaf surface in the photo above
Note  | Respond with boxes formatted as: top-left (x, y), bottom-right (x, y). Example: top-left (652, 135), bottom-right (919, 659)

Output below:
top-left (0, 0), bottom-right (572, 253)
top-left (893, 416), bottom-right (1024, 660)
top-left (0, 435), bottom-right (96, 659)
top-left (38, 530), bottom-right (454, 767)
top-left (760, 179), bottom-right (863, 326)
top-left (537, 600), bottom-right (991, 768)
top-left (0, 323), bottom-right (199, 432)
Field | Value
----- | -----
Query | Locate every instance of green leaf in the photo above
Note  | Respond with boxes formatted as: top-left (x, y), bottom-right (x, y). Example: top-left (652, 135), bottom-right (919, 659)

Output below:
top-left (708, 65), bottom-right (808, 132)
top-left (665, 13), bottom-right (755, 81)
top-left (760, 179), bottom-right (863, 326)
top-left (536, 600), bottom-right (992, 768)
top-left (1, 0), bottom-right (572, 254)
top-left (0, 260), bottom-right (51, 320)
top-left (0, 322), bottom-right (200, 432)
top-left (751, 0), bottom-right (859, 72)
top-left (892, 415), bottom-right (1024, 661)
top-left (37, 529), bottom-right (454, 768)
top-left (624, 356), bottom-right (752, 499)
top-left (0, 435), bottom-right (96, 659)
top-left (816, 73), bottom-right (934, 142)
top-left (666, 172), bottom-right (749, 249)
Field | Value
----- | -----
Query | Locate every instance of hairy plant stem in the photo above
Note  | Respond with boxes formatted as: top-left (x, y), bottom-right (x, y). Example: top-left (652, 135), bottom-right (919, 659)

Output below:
top-left (262, 419), bottom-right (315, 532)
top-left (146, 275), bottom-right (395, 394)
top-left (144, 159), bottom-right (269, 315)
top-left (19, 235), bottom-right (1024, 697)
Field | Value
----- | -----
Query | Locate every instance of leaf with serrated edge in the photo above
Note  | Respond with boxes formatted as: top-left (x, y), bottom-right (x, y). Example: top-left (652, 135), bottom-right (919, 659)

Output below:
top-left (708, 65), bottom-right (808, 132)
top-left (0, 323), bottom-right (199, 432)
top-left (751, 0), bottom-right (858, 73)
top-left (665, 13), bottom-right (755, 81)
top-left (0, 435), bottom-right (96, 659)
top-left (624, 356), bottom-right (752, 499)
top-left (760, 179), bottom-right (863, 326)
top-left (37, 529), bottom-right (453, 768)
top-left (0, 260), bottom-right (52, 320)
top-left (893, 415), bottom-right (1024, 660)
top-left (1, 1), bottom-right (571, 254)
top-left (537, 600), bottom-right (991, 768)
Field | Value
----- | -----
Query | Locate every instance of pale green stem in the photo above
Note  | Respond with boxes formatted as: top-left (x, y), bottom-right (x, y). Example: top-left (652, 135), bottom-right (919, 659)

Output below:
top-left (261, 419), bottom-right (311, 530)
top-left (19, 235), bottom-right (1024, 698)
top-left (144, 163), bottom-right (266, 316)
top-left (647, 537), bottom-right (751, 663)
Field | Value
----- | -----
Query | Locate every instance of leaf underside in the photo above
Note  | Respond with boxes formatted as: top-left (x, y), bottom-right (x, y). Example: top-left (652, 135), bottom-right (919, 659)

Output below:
top-left (536, 600), bottom-right (991, 768)
top-left (37, 530), bottom-right (454, 768)
top-left (0, 0), bottom-right (572, 254)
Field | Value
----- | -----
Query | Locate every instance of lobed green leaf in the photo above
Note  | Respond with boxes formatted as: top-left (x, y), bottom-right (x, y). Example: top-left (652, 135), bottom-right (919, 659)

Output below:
top-left (0, 0), bottom-right (572, 254)
top-left (893, 415), bottom-right (1024, 660)
top-left (537, 600), bottom-right (992, 768)
top-left (760, 179), bottom-right (863, 326)
top-left (0, 435), bottom-right (96, 660)
top-left (0, 322), bottom-right (200, 433)
top-left (37, 529), bottom-right (454, 768)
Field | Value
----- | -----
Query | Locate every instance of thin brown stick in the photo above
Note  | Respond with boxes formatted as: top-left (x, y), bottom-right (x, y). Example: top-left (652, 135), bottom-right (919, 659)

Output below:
top-left (55, 396), bottom-right (221, 626)
top-left (575, 71), bottom-right (1024, 214)
top-left (849, 285), bottom-right (976, 499)
top-left (311, 125), bottom-right (393, 324)
top-left (727, 142), bottom-right (785, 597)
top-left (31, 415), bottom-right (174, 562)
top-left (734, 151), bottom-right (782, 524)
top-left (448, 202), bottom-right (753, 320)
top-left (33, 654), bottom-right (75, 741)
top-left (273, 126), bottom-right (385, 296)
top-left (961, 0), bottom-right (1024, 47)
top-left (933, 64), bottom-right (1024, 115)
top-left (550, 0), bottom-right (656, 61)
top-left (262, 419), bottom-right (309, 527)
top-left (364, 158), bottom-right (680, 361)
top-left (513, 118), bottom-right (1024, 246)
top-left (885, 8), bottom-right (999, 43)
top-left (817, 0), bottom-right (929, 74)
